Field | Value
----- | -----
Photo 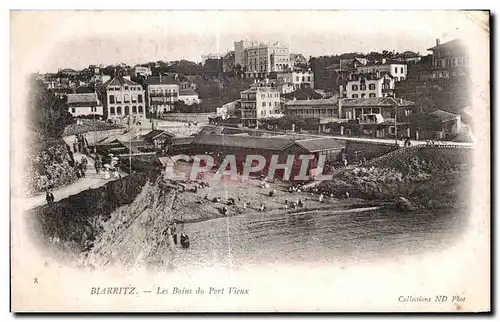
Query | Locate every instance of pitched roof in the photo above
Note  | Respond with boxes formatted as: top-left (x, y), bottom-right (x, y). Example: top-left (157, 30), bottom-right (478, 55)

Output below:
top-left (142, 130), bottom-right (174, 141)
top-left (340, 97), bottom-right (415, 107)
top-left (191, 134), bottom-right (296, 151)
top-left (179, 88), bottom-right (199, 96)
top-left (67, 93), bottom-right (99, 105)
top-left (363, 60), bottom-right (406, 67)
top-left (290, 53), bottom-right (307, 61)
top-left (241, 86), bottom-right (279, 94)
top-left (285, 98), bottom-right (337, 106)
top-left (429, 109), bottom-right (460, 123)
top-left (102, 76), bottom-right (141, 88)
top-left (97, 130), bottom-right (141, 145)
top-left (172, 137), bottom-right (194, 146)
top-left (295, 137), bottom-right (345, 153)
top-left (145, 75), bottom-right (180, 85)
top-left (427, 39), bottom-right (464, 51)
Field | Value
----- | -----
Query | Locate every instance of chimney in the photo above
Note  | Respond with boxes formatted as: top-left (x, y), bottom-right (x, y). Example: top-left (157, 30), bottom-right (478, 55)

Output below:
top-left (436, 38), bottom-right (441, 46)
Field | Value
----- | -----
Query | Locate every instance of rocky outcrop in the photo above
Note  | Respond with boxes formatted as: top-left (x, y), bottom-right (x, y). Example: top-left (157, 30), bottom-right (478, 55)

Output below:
top-left (25, 135), bottom-right (77, 197)
top-left (316, 146), bottom-right (472, 211)
top-left (27, 171), bottom-right (159, 253)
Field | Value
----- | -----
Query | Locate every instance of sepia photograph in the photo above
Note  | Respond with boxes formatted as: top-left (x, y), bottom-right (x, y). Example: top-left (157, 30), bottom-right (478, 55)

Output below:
top-left (9, 9), bottom-right (490, 312)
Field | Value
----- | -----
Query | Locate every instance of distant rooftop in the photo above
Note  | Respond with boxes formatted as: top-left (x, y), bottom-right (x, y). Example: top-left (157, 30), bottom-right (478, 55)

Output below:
top-left (67, 93), bottom-right (99, 105)
top-left (430, 109), bottom-right (460, 123)
top-left (102, 76), bottom-right (141, 88)
top-left (285, 98), bottom-right (337, 106)
top-left (145, 75), bottom-right (180, 85)
top-left (341, 97), bottom-right (414, 107)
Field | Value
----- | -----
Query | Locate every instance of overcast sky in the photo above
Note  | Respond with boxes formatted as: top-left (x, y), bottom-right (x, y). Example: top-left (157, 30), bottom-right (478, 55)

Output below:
top-left (11, 10), bottom-right (487, 73)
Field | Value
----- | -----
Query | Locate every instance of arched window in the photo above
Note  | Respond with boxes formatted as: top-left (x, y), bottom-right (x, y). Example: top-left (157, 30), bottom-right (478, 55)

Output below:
top-left (124, 106), bottom-right (130, 115)
top-left (352, 85), bottom-right (358, 91)
top-left (132, 106), bottom-right (137, 114)
top-left (138, 105), bottom-right (143, 113)
top-left (116, 106), bottom-right (122, 114)
top-left (110, 107), bottom-right (115, 114)
top-left (352, 94), bottom-right (358, 98)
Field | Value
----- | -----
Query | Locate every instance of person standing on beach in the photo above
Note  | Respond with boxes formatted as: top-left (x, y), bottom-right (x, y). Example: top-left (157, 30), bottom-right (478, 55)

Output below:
top-left (163, 224), bottom-right (177, 271)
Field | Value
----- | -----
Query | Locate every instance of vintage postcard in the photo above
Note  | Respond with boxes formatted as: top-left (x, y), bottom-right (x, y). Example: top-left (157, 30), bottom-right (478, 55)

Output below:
top-left (10, 10), bottom-right (490, 312)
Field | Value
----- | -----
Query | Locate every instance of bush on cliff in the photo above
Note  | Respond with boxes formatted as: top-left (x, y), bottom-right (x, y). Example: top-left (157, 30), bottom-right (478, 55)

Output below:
top-left (24, 134), bottom-right (77, 197)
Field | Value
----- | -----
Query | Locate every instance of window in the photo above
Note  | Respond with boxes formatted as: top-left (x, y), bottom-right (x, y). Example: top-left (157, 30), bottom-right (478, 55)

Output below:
top-left (109, 95), bottom-right (115, 104)
top-left (116, 106), bottom-right (122, 114)
top-left (132, 106), bottom-right (137, 114)
top-left (71, 108), bottom-right (76, 113)
top-left (261, 94), bottom-right (265, 99)
top-left (302, 76), bottom-right (305, 82)
top-left (132, 94), bottom-right (137, 102)
top-left (138, 95), bottom-right (143, 103)
top-left (116, 94), bottom-right (122, 103)
top-left (360, 84), bottom-right (366, 90)
top-left (369, 93), bottom-right (376, 98)
top-left (125, 106), bottom-right (130, 115)
top-left (394, 67), bottom-right (398, 74)
top-left (296, 76), bottom-right (299, 81)
top-left (125, 86), bottom-right (128, 90)
top-left (352, 85), bottom-right (358, 91)
top-left (138, 106), bottom-right (143, 113)
top-left (352, 94), bottom-right (358, 98)
top-left (307, 76), bottom-right (311, 81)
top-left (361, 94), bottom-right (366, 98)
top-left (368, 84), bottom-right (375, 90)
top-left (400, 76), bottom-right (405, 81)
top-left (110, 107), bottom-right (115, 114)
top-left (124, 94), bottom-right (130, 103)
top-left (262, 102), bottom-right (266, 107)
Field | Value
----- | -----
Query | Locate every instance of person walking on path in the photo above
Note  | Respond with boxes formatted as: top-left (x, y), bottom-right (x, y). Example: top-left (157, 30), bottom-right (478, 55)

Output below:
top-left (94, 158), bottom-right (101, 175)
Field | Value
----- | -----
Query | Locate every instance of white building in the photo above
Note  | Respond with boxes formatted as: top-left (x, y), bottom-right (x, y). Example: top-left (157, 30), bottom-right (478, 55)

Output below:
top-left (243, 41), bottom-right (290, 78)
top-left (145, 75), bottom-right (180, 113)
top-left (67, 93), bottom-right (103, 117)
top-left (356, 60), bottom-right (407, 82)
top-left (133, 65), bottom-right (152, 78)
top-left (178, 88), bottom-right (200, 105)
top-left (102, 77), bottom-right (146, 122)
top-left (240, 84), bottom-right (283, 128)
top-left (217, 100), bottom-right (241, 118)
top-left (201, 53), bottom-right (222, 65)
top-left (343, 73), bottom-right (396, 99)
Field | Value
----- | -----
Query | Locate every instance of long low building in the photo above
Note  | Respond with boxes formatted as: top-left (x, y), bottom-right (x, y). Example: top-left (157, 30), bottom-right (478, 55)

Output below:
top-left (184, 134), bottom-right (345, 180)
top-left (67, 92), bottom-right (103, 117)
top-left (285, 97), bottom-right (338, 120)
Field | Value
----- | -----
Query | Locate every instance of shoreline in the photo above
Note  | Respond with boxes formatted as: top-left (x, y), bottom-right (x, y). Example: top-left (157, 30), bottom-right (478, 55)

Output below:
top-left (178, 199), bottom-right (390, 225)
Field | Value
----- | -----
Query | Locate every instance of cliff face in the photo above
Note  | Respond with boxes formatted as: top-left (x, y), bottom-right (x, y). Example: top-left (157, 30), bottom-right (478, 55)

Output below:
top-left (25, 135), bottom-right (77, 197)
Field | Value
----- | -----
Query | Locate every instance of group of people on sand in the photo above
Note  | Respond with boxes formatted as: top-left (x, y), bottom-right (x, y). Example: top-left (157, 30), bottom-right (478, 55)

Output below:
top-left (162, 221), bottom-right (191, 271)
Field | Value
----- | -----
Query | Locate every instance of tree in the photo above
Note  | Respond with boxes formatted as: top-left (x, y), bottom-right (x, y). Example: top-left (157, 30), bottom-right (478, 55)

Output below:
top-left (27, 78), bottom-right (74, 137)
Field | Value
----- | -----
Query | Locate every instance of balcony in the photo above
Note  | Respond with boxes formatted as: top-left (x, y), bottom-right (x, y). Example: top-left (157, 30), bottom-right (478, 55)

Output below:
top-left (358, 113), bottom-right (384, 124)
top-left (150, 92), bottom-right (178, 98)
